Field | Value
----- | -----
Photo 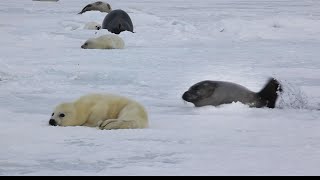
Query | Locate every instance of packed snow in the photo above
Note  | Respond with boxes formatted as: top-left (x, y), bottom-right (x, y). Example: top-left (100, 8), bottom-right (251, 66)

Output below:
top-left (0, 0), bottom-right (320, 176)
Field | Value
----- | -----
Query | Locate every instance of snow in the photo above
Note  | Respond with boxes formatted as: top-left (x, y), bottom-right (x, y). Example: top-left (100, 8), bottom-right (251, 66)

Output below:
top-left (0, 0), bottom-right (320, 176)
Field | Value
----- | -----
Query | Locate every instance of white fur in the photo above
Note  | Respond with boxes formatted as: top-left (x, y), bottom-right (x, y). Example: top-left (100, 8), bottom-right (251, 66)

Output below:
top-left (81, 34), bottom-right (125, 49)
top-left (84, 22), bottom-right (101, 30)
top-left (50, 93), bottom-right (149, 130)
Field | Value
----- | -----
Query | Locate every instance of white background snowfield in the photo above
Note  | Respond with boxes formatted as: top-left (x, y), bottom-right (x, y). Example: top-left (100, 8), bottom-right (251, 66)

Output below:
top-left (0, 0), bottom-right (319, 176)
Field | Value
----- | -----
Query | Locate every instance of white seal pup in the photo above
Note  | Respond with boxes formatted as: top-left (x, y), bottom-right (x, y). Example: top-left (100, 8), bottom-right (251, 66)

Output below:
top-left (49, 93), bottom-right (148, 130)
top-left (81, 34), bottom-right (125, 49)
top-left (84, 22), bottom-right (101, 30)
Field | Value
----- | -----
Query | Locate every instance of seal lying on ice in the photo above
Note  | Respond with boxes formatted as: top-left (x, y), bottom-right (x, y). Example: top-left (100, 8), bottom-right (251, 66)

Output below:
top-left (102, 9), bottom-right (134, 34)
top-left (182, 78), bottom-right (282, 108)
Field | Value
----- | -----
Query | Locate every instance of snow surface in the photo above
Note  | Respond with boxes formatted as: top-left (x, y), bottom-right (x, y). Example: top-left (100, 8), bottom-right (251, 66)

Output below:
top-left (1, 0), bottom-right (320, 176)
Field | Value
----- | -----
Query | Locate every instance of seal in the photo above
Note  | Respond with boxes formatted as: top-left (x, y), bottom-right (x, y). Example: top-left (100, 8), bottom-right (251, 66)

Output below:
top-left (84, 22), bottom-right (101, 30)
top-left (81, 34), bottom-right (125, 49)
top-left (102, 9), bottom-right (134, 34)
top-left (78, 1), bottom-right (112, 14)
top-left (182, 78), bottom-right (282, 108)
top-left (49, 93), bottom-right (148, 130)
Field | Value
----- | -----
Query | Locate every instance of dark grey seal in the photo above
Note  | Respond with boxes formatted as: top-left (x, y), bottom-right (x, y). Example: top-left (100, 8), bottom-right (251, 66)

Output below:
top-left (78, 1), bottom-right (112, 14)
top-left (182, 78), bottom-right (282, 108)
top-left (102, 9), bottom-right (134, 34)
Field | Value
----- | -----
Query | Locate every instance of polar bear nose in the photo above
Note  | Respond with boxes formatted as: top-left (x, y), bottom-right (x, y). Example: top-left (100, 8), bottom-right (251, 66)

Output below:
top-left (49, 119), bottom-right (57, 126)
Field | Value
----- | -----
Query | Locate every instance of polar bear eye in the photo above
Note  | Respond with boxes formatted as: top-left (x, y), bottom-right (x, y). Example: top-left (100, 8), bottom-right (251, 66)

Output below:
top-left (84, 43), bottom-right (88, 46)
top-left (59, 113), bottom-right (65, 118)
top-left (51, 113), bottom-right (54, 116)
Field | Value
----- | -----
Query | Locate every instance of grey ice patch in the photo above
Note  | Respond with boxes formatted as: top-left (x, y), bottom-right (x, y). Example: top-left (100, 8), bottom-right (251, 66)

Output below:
top-left (0, 62), bottom-right (13, 81)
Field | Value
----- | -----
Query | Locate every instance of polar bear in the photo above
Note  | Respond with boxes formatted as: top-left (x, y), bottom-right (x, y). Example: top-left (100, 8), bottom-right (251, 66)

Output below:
top-left (84, 22), bottom-right (101, 30)
top-left (81, 34), bottom-right (125, 49)
top-left (49, 93), bottom-right (148, 130)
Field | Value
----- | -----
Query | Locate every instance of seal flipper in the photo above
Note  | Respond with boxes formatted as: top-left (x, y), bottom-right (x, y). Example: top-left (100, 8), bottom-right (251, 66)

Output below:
top-left (257, 78), bottom-right (282, 108)
top-left (119, 23), bottom-right (134, 33)
top-left (78, 4), bottom-right (92, 14)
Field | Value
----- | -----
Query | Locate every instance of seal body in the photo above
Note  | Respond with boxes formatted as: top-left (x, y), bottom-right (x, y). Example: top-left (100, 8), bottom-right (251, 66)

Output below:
top-left (49, 93), bottom-right (148, 130)
top-left (84, 22), bottom-right (101, 30)
top-left (102, 9), bottom-right (134, 34)
top-left (78, 1), bottom-right (112, 14)
top-left (81, 34), bottom-right (125, 49)
top-left (182, 78), bottom-right (282, 108)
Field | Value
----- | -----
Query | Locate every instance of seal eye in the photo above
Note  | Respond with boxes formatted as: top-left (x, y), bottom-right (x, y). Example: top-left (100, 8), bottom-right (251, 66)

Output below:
top-left (59, 113), bottom-right (65, 118)
top-left (84, 43), bottom-right (88, 46)
top-left (51, 113), bottom-right (54, 116)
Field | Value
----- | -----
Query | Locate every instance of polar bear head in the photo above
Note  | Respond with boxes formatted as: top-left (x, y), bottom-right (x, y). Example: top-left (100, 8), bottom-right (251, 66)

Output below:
top-left (49, 103), bottom-right (78, 126)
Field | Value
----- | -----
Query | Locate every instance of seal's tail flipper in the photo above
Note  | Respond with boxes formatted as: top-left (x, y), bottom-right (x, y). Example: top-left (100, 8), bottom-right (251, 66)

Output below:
top-left (78, 4), bottom-right (92, 14)
top-left (78, 9), bottom-right (86, 14)
top-left (258, 78), bottom-right (283, 108)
